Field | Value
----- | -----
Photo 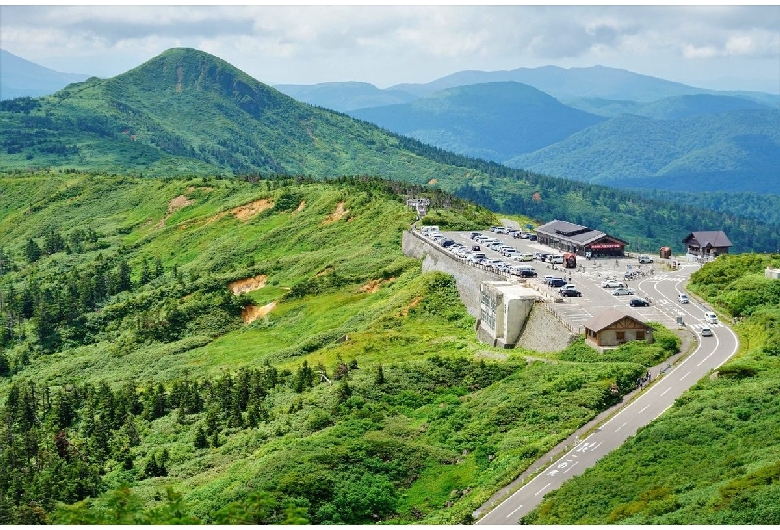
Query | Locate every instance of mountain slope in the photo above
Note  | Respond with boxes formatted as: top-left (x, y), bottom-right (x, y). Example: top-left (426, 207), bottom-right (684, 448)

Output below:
top-left (390, 64), bottom-right (780, 107)
top-left (566, 94), bottom-right (773, 119)
top-left (0, 47), bottom-right (778, 254)
top-left (0, 48), bottom-right (91, 100)
top-left (274, 81), bottom-right (418, 111)
top-left (506, 109), bottom-right (780, 193)
top-left (348, 82), bottom-right (606, 162)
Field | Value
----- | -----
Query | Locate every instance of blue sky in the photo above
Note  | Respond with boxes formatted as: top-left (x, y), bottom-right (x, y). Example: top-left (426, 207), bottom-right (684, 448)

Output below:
top-left (1, 4), bottom-right (779, 93)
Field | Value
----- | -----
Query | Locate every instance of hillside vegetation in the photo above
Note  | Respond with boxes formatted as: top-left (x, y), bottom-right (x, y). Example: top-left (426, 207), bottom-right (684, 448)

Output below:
top-left (0, 171), bottom-right (682, 524)
top-left (1, 48), bottom-right (778, 254)
top-left (522, 253), bottom-right (780, 524)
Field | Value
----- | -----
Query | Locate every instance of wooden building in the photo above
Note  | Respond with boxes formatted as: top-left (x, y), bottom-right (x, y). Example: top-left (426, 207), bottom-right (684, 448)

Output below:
top-left (683, 231), bottom-right (731, 262)
top-left (535, 220), bottom-right (628, 257)
top-left (583, 309), bottom-right (653, 350)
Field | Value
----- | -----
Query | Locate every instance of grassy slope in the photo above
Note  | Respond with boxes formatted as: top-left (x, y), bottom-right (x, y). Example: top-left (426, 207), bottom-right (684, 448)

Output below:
top-left (522, 253), bottom-right (780, 524)
top-left (0, 171), bottom-right (679, 523)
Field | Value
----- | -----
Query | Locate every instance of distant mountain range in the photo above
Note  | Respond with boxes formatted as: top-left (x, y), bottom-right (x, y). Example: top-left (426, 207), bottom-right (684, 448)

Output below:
top-left (0, 47), bottom-right (777, 253)
top-left (0, 49), bottom-right (91, 100)
top-left (273, 81), bottom-right (418, 112)
top-left (349, 82), bottom-right (607, 162)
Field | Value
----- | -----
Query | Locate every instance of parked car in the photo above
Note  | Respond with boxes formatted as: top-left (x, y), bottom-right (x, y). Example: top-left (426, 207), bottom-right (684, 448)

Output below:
top-left (518, 269), bottom-right (537, 278)
top-left (602, 279), bottom-right (624, 289)
top-left (549, 255), bottom-right (564, 264)
top-left (528, 234), bottom-right (538, 241)
top-left (629, 298), bottom-right (650, 307)
top-left (612, 287), bottom-right (635, 296)
top-left (469, 232), bottom-right (482, 240)
top-left (561, 288), bottom-right (582, 297)
top-left (638, 255), bottom-right (654, 264)
top-left (548, 278), bottom-right (568, 288)
top-left (471, 245), bottom-right (481, 251)
top-left (516, 253), bottom-right (533, 262)
top-left (701, 326), bottom-right (713, 337)
top-left (678, 293), bottom-right (689, 303)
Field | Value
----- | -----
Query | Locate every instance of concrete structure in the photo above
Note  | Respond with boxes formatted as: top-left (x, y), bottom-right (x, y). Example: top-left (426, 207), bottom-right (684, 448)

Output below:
top-left (583, 309), bottom-right (653, 350)
top-left (535, 219), bottom-right (628, 257)
top-left (766, 267), bottom-right (780, 280)
top-left (478, 281), bottom-right (540, 348)
top-left (683, 231), bottom-right (731, 262)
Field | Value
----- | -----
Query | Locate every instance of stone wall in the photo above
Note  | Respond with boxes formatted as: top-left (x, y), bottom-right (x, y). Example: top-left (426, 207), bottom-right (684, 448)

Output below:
top-left (402, 230), bottom-right (502, 318)
top-left (514, 301), bottom-right (577, 352)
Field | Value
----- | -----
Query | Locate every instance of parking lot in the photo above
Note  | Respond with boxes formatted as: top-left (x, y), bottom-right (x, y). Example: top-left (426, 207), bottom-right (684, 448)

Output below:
top-left (419, 225), bottom-right (694, 333)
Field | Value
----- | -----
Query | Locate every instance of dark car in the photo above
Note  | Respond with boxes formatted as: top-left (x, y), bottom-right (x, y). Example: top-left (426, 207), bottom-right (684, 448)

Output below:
top-left (548, 278), bottom-right (567, 288)
top-left (519, 269), bottom-right (537, 278)
top-left (629, 298), bottom-right (650, 307)
top-left (472, 245), bottom-right (481, 251)
top-left (528, 234), bottom-right (538, 241)
top-left (561, 289), bottom-right (582, 297)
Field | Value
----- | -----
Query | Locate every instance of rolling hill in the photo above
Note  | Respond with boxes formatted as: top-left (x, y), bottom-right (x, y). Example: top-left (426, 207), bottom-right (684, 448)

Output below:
top-left (274, 81), bottom-right (418, 112)
top-left (389, 64), bottom-right (780, 107)
top-left (0, 48), bottom-right (91, 100)
top-left (348, 82), bottom-right (606, 162)
top-left (506, 109), bottom-right (780, 193)
top-left (566, 93), bottom-right (773, 119)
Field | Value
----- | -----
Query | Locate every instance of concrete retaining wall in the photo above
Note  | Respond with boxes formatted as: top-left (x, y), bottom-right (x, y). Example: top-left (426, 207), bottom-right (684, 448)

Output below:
top-left (402, 230), bottom-right (502, 318)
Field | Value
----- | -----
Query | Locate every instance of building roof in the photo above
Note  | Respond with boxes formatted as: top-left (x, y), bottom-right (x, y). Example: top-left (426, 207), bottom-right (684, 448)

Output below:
top-left (536, 220), bottom-right (627, 246)
top-left (683, 231), bottom-right (732, 248)
top-left (583, 309), bottom-right (650, 333)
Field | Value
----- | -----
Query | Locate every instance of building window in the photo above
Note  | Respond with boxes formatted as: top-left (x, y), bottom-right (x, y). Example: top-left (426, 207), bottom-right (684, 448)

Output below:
top-left (616, 331), bottom-right (625, 342)
top-left (636, 330), bottom-right (645, 340)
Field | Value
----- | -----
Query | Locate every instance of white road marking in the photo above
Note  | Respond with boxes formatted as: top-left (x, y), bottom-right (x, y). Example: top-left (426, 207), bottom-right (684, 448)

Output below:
top-left (660, 388), bottom-right (671, 397)
top-left (563, 461), bottom-right (580, 474)
top-left (535, 483), bottom-right (551, 496)
top-left (506, 505), bottom-right (524, 518)
top-left (639, 405), bottom-right (649, 414)
top-left (615, 421), bottom-right (628, 432)
top-left (680, 371), bottom-right (691, 381)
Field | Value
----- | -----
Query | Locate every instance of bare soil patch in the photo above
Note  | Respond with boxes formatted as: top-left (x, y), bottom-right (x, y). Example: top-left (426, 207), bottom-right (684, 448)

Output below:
top-left (295, 200), bottom-right (306, 212)
top-left (400, 296), bottom-right (423, 317)
top-left (242, 301), bottom-right (276, 323)
top-left (358, 277), bottom-right (396, 294)
top-left (428, 178), bottom-right (438, 185)
top-left (323, 202), bottom-right (349, 224)
top-left (231, 199), bottom-right (273, 221)
top-left (156, 194), bottom-right (195, 228)
top-left (228, 274), bottom-right (268, 295)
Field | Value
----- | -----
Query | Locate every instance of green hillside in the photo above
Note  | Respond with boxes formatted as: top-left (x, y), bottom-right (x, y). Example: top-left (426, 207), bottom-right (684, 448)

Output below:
top-left (567, 94), bottom-right (771, 119)
top-left (0, 47), bottom-right (778, 256)
top-left (522, 253), bottom-right (780, 525)
top-left (348, 82), bottom-right (606, 162)
top-left (506, 109), bottom-right (780, 194)
top-left (0, 171), bottom-right (681, 524)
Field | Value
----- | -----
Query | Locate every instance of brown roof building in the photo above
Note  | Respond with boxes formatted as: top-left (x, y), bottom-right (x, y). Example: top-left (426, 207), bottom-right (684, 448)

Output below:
top-left (683, 231), bottom-right (731, 262)
top-left (535, 220), bottom-right (628, 257)
top-left (583, 309), bottom-right (653, 350)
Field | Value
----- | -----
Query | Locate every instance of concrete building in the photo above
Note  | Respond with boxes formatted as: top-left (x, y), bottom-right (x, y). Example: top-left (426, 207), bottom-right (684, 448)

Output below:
top-left (766, 267), bottom-right (780, 280)
top-left (535, 220), bottom-right (628, 257)
top-left (583, 309), bottom-right (653, 351)
top-left (478, 281), bottom-right (540, 348)
top-left (683, 231), bottom-right (732, 262)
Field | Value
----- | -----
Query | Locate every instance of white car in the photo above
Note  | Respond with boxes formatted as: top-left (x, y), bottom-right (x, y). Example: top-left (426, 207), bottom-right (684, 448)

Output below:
top-left (704, 311), bottom-right (718, 324)
top-left (516, 253), bottom-right (534, 262)
top-left (602, 279), bottom-right (624, 289)
top-left (612, 287), bottom-right (635, 296)
top-left (701, 326), bottom-right (713, 337)
top-left (678, 293), bottom-right (689, 303)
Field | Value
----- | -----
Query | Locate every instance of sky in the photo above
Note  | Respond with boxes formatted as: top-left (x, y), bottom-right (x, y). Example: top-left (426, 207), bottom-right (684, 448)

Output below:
top-left (1, 3), bottom-right (779, 93)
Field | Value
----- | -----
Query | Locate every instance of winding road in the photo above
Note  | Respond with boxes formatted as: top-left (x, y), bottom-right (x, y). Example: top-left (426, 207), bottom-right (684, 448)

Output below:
top-left (474, 255), bottom-right (740, 524)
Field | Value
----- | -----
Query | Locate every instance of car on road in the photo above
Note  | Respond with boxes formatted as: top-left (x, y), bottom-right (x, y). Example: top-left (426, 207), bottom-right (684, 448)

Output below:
top-left (704, 311), bottom-right (718, 324)
top-left (629, 298), bottom-right (650, 307)
top-left (638, 255), bottom-right (654, 264)
top-left (612, 287), bottom-right (635, 296)
top-left (549, 255), bottom-right (564, 264)
top-left (561, 288), bottom-right (582, 297)
top-left (602, 279), bottom-right (624, 288)
top-left (678, 293), bottom-right (689, 303)
top-left (701, 326), bottom-right (713, 337)
top-left (548, 278), bottom-right (568, 288)
top-left (515, 253), bottom-right (533, 262)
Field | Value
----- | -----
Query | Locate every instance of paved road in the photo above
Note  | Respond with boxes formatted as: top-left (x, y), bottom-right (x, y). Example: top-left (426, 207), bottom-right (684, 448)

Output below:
top-left (473, 249), bottom-right (740, 524)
